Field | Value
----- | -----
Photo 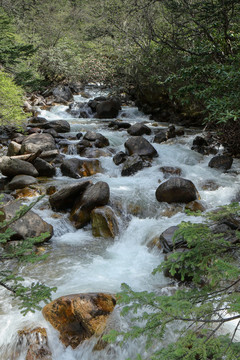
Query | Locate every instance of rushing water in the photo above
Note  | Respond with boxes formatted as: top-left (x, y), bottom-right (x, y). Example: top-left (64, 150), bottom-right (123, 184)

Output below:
top-left (1, 86), bottom-right (240, 359)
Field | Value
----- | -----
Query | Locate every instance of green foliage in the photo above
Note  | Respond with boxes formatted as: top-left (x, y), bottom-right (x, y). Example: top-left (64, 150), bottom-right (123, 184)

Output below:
top-left (0, 195), bottom-right (56, 314)
top-left (105, 203), bottom-right (240, 359)
top-left (0, 70), bottom-right (26, 126)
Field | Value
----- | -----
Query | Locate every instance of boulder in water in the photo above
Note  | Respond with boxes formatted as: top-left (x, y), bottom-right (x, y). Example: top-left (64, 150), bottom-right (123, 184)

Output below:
top-left (208, 155), bottom-right (233, 171)
top-left (121, 155), bottom-right (144, 176)
top-left (156, 177), bottom-right (198, 204)
top-left (49, 181), bottom-right (91, 211)
top-left (96, 98), bottom-right (121, 119)
top-left (91, 206), bottom-right (119, 238)
top-left (52, 85), bottom-right (73, 103)
top-left (21, 133), bottom-right (56, 154)
top-left (0, 156), bottom-right (38, 177)
top-left (7, 175), bottom-right (38, 190)
top-left (124, 136), bottom-right (158, 159)
top-left (127, 123), bottom-right (151, 136)
top-left (42, 293), bottom-right (116, 349)
top-left (113, 151), bottom-right (127, 165)
top-left (33, 158), bottom-right (56, 177)
top-left (0, 200), bottom-right (53, 241)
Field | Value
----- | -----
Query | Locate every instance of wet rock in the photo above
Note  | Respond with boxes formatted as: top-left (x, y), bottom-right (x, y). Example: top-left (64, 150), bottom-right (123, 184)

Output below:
top-left (127, 123), bottom-right (151, 136)
top-left (43, 128), bottom-right (60, 138)
top-left (42, 293), bottom-right (116, 349)
top-left (70, 181), bottom-right (110, 228)
top-left (153, 130), bottom-right (167, 144)
top-left (33, 158), bottom-right (56, 177)
top-left (201, 180), bottom-right (219, 191)
top-left (79, 148), bottom-right (112, 158)
top-left (156, 177), bottom-right (198, 204)
top-left (21, 133), bottom-right (56, 154)
top-left (83, 131), bottom-right (109, 147)
top-left (61, 158), bottom-right (103, 179)
top-left (7, 175), bottom-right (38, 190)
top-left (91, 206), bottom-right (119, 238)
top-left (76, 132), bottom-right (83, 139)
top-left (0, 200), bottom-right (53, 240)
top-left (159, 166), bottom-right (182, 179)
top-left (88, 96), bottom-right (107, 112)
top-left (52, 85), bottom-right (73, 103)
top-left (185, 200), bottom-right (206, 213)
top-left (124, 136), bottom-right (158, 159)
top-left (46, 185), bottom-right (57, 196)
top-left (29, 116), bottom-right (48, 125)
top-left (113, 151), bottom-right (127, 165)
top-left (159, 225), bottom-right (187, 253)
top-left (46, 120), bottom-right (70, 133)
top-left (0, 157), bottom-right (39, 177)
top-left (96, 98), bottom-right (121, 119)
top-left (17, 327), bottom-right (52, 360)
top-left (49, 180), bottom-right (91, 211)
top-left (7, 141), bottom-right (21, 156)
top-left (108, 121), bottom-right (131, 129)
top-left (13, 187), bottom-right (43, 199)
top-left (121, 155), bottom-right (144, 176)
top-left (208, 155), bottom-right (233, 171)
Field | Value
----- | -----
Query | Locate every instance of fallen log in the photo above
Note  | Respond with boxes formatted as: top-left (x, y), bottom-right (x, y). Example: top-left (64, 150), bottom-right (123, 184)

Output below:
top-left (8, 150), bottom-right (59, 161)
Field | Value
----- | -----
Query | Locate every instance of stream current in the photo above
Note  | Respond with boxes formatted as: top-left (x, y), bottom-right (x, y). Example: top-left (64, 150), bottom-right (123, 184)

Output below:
top-left (1, 86), bottom-right (240, 359)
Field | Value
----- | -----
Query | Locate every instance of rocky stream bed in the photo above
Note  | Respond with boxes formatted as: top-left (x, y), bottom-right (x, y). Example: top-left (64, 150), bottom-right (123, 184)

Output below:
top-left (0, 85), bottom-right (240, 360)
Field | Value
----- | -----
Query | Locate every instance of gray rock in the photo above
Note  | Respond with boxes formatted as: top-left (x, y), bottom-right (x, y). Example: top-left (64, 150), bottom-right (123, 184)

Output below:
top-left (52, 85), bottom-right (73, 102)
top-left (208, 155), bottom-right (233, 171)
top-left (127, 123), bottom-right (151, 136)
top-left (124, 136), bottom-right (158, 159)
top-left (49, 181), bottom-right (91, 211)
top-left (121, 155), bottom-right (144, 176)
top-left (113, 151), bottom-right (127, 165)
top-left (7, 141), bottom-right (21, 156)
top-left (156, 177), bottom-right (198, 203)
top-left (21, 133), bottom-right (56, 154)
top-left (33, 158), bottom-right (56, 177)
top-left (8, 175), bottom-right (38, 190)
top-left (0, 157), bottom-right (38, 177)
top-left (0, 200), bottom-right (53, 240)
top-left (96, 98), bottom-right (121, 119)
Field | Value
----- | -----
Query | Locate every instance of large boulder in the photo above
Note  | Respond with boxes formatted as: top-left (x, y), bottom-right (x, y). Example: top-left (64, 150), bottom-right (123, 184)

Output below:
top-left (61, 158), bottom-right (103, 179)
top-left (83, 131), bottom-right (109, 148)
top-left (7, 175), bottom-right (38, 190)
top-left (156, 177), bottom-right (198, 204)
top-left (0, 200), bottom-right (53, 240)
top-left (159, 225), bottom-right (187, 253)
top-left (52, 85), bottom-right (73, 103)
top-left (96, 98), bottom-right (121, 119)
top-left (121, 155), bottom-right (144, 176)
top-left (0, 157), bottom-right (38, 177)
top-left (208, 155), bottom-right (233, 171)
top-left (127, 123), bottom-right (151, 136)
top-left (42, 293), bottom-right (116, 349)
top-left (91, 206), bottom-right (119, 239)
top-left (124, 136), bottom-right (158, 159)
top-left (32, 158), bottom-right (56, 177)
top-left (70, 181), bottom-right (110, 228)
top-left (45, 120), bottom-right (70, 133)
top-left (49, 181), bottom-right (91, 211)
top-left (21, 133), bottom-right (56, 154)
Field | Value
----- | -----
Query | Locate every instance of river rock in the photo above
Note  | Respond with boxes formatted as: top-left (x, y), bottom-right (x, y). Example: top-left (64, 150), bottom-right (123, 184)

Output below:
top-left (52, 85), bottom-right (73, 103)
top-left (96, 98), bottom-right (121, 119)
top-left (88, 96), bottom-right (107, 112)
top-left (127, 123), bottom-right (151, 136)
top-left (121, 155), bottom-right (144, 176)
top-left (17, 327), bottom-right (52, 360)
top-left (46, 120), bottom-right (70, 133)
top-left (61, 158), bottom-right (103, 179)
top-left (33, 158), bottom-right (56, 177)
top-left (79, 147), bottom-right (112, 158)
top-left (70, 181), bottom-right (110, 228)
top-left (0, 200), bottom-right (53, 240)
top-left (113, 151), bottom-right (127, 165)
top-left (91, 206), bottom-right (119, 238)
top-left (49, 180), bottom-right (91, 211)
top-left (124, 136), bottom-right (158, 159)
top-left (43, 128), bottom-right (60, 138)
top-left (153, 130), bottom-right (167, 144)
top-left (29, 116), bottom-right (48, 125)
top-left (0, 157), bottom-right (39, 177)
top-left (160, 166), bottom-right (182, 178)
top-left (83, 131), bottom-right (109, 147)
top-left (185, 200), bottom-right (206, 212)
top-left (208, 155), bottom-right (233, 171)
top-left (159, 225), bottom-right (187, 253)
top-left (7, 175), bottom-right (38, 190)
top-left (21, 133), bottom-right (56, 154)
top-left (42, 293), bottom-right (116, 349)
top-left (108, 121), bottom-right (131, 130)
top-left (156, 177), bottom-right (198, 203)
top-left (7, 141), bottom-right (21, 156)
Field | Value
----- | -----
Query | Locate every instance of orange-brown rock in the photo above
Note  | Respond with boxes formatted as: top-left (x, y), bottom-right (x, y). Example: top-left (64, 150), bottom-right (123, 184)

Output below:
top-left (17, 327), bottom-right (52, 360)
top-left (13, 187), bottom-right (42, 199)
top-left (42, 293), bottom-right (116, 349)
top-left (185, 200), bottom-right (206, 213)
top-left (91, 206), bottom-right (119, 238)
